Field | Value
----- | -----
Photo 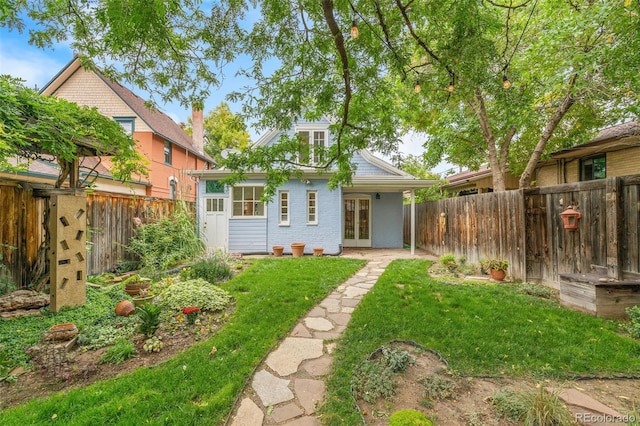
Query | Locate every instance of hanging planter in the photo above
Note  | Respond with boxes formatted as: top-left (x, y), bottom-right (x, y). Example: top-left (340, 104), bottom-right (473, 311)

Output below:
top-left (290, 242), bottom-right (306, 257)
top-left (272, 245), bottom-right (284, 257)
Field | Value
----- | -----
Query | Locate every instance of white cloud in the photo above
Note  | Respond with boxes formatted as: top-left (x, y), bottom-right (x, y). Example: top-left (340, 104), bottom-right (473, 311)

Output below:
top-left (0, 42), bottom-right (71, 90)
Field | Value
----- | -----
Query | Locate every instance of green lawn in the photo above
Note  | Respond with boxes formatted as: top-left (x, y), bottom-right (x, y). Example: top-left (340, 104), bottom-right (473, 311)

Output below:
top-left (321, 259), bottom-right (640, 425)
top-left (0, 257), bottom-right (365, 425)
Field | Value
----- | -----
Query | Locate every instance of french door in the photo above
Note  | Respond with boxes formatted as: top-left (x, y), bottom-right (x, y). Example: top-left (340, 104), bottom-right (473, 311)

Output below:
top-left (343, 195), bottom-right (371, 247)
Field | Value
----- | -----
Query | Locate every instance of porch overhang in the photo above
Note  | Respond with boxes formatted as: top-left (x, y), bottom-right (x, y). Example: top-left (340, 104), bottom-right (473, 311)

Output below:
top-left (345, 176), bottom-right (438, 192)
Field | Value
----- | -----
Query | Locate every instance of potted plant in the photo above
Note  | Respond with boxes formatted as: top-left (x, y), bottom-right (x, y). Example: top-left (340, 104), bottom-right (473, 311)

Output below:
top-left (483, 258), bottom-right (509, 281)
top-left (132, 288), bottom-right (155, 307)
top-left (123, 274), bottom-right (151, 296)
top-left (272, 245), bottom-right (284, 257)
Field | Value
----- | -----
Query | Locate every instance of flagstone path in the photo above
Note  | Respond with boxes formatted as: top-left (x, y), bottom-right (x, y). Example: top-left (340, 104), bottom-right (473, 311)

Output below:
top-left (228, 248), bottom-right (430, 425)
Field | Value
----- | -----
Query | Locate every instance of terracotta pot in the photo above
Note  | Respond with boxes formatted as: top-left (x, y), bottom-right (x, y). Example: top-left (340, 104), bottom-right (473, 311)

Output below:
top-left (291, 242), bottom-right (305, 257)
top-left (313, 247), bottom-right (324, 257)
top-left (272, 245), bottom-right (284, 257)
top-left (490, 268), bottom-right (506, 281)
top-left (115, 300), bottom-right (136, 316)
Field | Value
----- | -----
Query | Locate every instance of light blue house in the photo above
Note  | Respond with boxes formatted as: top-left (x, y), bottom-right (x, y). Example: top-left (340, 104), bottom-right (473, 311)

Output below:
top-left (189, 119), bottom-right (435, 255)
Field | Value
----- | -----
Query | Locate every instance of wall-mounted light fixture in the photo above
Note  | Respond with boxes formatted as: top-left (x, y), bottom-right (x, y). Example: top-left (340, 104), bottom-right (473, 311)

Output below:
top-left (375, 193), bottom-right (380, 199)
top-left (560, 205), bottom-right (582, 231)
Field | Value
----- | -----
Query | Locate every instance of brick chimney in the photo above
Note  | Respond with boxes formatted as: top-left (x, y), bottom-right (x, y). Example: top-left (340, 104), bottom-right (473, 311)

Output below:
top-left (192, 107), bottom-right (204, 153)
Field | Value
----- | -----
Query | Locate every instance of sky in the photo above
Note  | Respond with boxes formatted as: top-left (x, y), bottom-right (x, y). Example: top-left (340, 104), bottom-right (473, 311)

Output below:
top-left (0, 18), bottom-right (451, 175)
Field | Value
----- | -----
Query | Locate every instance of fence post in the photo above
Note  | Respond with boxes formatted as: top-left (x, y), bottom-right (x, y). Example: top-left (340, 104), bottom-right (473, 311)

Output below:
top-left (606, 177), bottom-right (623, 280)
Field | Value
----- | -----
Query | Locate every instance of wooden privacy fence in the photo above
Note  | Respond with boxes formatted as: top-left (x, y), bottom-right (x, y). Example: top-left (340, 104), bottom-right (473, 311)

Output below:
top-left (0, 179), bottom-right (193, 288)
top-left (404, 175), bottom-right (640, 286)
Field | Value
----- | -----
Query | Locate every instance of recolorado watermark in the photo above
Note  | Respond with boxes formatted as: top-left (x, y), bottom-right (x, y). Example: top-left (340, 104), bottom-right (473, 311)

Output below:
top-left (575, 413), bottom-right (637, 423)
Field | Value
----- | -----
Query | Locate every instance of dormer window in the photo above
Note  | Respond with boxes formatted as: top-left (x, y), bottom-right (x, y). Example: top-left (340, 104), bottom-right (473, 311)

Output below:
top-left (114, 117), bottom-right (135, 134)
top-left (296, 127), bottom-right (328, 165)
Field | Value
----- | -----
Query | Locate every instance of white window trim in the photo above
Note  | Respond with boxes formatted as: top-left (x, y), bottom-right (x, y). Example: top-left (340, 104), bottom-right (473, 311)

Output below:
top-left (307, 190), bottom-right (318, 225)
top-left (231, 185), bottom-right (266, 218)
top-left (279, 190), bottom-right (289, 226)
top-left (295, 125), bottom-right (328, 165)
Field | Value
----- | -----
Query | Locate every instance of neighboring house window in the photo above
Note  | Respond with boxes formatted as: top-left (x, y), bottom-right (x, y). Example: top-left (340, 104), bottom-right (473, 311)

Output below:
top-left (232, 186), bottom-right (265, 217)
top-left (297, 129), bottom-right (328, 165)
top-left (581, 155), bottom-right (606, 181)
top-left (206, 198), bottom-right (224, 212)
top-left (279, 191), bottom-right (289, 226)
top-left (114, 117), bottom-right (135, 134)
top-left (307, 191), bottom-right (318, 224)
top-left (169, 178), bottom-right (177, 200)
top-left (205, 180), bottom-right (225, 193)
top-left (164, 140), bottom-right (172, 165)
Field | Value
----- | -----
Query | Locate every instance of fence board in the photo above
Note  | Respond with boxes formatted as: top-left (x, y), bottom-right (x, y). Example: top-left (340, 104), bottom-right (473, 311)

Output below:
top-left (1, 179), bottom-right (193, 288)
top-left (404, 175), bottom-right (640, 286)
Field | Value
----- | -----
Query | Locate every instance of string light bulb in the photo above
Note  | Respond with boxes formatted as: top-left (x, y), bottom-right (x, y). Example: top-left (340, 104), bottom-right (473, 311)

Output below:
top-left (446, 81), bottom-right (454, 93)
top-left (414, 80), bottom-right (421, 93)
top-left (351, 20), bottom-right (359, 39)
top-left (502, 75), bottom-right (511, 89)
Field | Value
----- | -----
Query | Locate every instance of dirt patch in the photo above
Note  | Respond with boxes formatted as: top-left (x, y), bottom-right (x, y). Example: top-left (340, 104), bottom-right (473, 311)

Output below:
top-left (0, 308), bottom-right (232, 410)
top-left (356, 342), bottom-right (639, 425)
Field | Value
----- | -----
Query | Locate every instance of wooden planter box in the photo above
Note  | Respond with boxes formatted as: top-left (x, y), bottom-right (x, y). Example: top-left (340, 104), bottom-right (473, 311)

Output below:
top-left (559, 273), bottom-right (640, 319)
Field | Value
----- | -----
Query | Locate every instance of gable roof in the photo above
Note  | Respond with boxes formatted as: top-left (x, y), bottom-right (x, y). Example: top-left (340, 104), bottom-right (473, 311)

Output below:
top-left (40, 56), bottom-right (212, 162)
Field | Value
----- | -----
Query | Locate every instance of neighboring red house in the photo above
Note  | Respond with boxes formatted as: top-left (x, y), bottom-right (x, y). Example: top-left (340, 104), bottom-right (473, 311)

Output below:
top-left (40, 56), bottom-right (212, 201)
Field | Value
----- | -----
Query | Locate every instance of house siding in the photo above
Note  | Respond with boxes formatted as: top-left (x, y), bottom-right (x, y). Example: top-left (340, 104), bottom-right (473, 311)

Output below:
top-left (352, 152), bottom-right (395, 176)
top-left (229, 219), bottom-right (268, 253)
top-left (267, 179), bottom-right (342, 255)
top-left (371, 192), bottom-right (404, 248)
top-left (51, 68), bottom-right (152, 133)
top-left (607, 147), bottom-right (640, 177)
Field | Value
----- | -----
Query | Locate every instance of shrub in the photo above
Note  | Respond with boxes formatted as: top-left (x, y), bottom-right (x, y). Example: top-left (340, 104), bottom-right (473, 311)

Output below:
top-left (136, 303), bottom-right (162, 337)
top-left (157, 278), bottom-right (234, 314)
top-left (351, 360), bottom-right (395, 403)
top-left (521, 386), bottom-right (573, 426)
top-left (99, 339), bottom-right (137, 364)
top-left (420, 374), bottom-right (456, 401)
top-left (439, 253), bottom-right (457, 271)
top-left (180, 256), bottom-right (233, 284)
top-left (127, 201), bottom-right (205, 275)
top-left (624, 306), bottom-right (640, 339)
top-left (380, 346), bottom-right (415, 373)
top-left (388, 409), bottom-right (433, 426)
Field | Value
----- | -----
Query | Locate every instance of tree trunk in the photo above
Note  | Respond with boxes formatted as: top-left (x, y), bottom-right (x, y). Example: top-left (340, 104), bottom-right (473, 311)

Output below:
top-left (519, 75), bottom-right (577, 188)
top-left (471, 89), bottom-right (507, 191)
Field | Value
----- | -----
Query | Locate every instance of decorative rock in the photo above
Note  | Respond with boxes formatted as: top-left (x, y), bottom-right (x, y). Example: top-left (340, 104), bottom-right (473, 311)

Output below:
top-left (115, 300), bottom-right (136, 317)
top-left (0, 290), bottom-right (49, 312)
top-left (43, 323), bottom-right (78, 341)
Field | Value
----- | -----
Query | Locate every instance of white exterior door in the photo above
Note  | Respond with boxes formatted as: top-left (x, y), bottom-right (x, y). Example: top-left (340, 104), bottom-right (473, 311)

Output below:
top-left (203, 197), bottom-right (228, 252)
top-left (343, 195), bottom-right (371, 247)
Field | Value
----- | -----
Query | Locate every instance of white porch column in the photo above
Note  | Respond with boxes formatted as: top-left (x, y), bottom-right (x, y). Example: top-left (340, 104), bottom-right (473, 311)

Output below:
top-left (411, 190), bottom-right (415, 256)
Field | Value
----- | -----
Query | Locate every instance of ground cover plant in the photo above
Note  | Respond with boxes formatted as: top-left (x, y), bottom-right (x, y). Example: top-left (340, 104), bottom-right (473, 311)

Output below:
top-left (0, 257), bottom-right (365, 424)
top-left (322, 259), bottom-right (640, 425)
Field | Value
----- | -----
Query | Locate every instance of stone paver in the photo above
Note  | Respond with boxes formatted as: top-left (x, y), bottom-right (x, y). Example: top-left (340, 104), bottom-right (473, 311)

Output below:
top-left (294, 379), bottom-right (325, 414)
top-left (290, 323), bottom-right (312, 338)
top-left (266, 337), bottom-right (323, 376)
top-left (270, 403), bottom-right (304, 423)
top-left (252, 370), bottom-right (294, 406)
top-left (303, 317), bottom-right (334, 331)
top-left (300, 356), bottom-right (332, 377)
top-left (231, 398), bottom-right (264, 426)
top-left (282, 417), bottom-right (322, 426)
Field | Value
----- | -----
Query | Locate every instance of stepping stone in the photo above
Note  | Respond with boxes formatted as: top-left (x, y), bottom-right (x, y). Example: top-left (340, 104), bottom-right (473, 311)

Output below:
top-left (230, 398), bottom-right (264, 426)
top-left (301, 355), bottom-right (332, 377)
top-left (252, 370), bottom-right (294, 406)
top-left (327, 313), bottom-right (351, 326)
top-left (550, 388), bottom-right (623, 417)
top-left (291, 323), bottom-right (312, 338)
top-left (283, 415), bottom-right (322, 425)
top-left (294, 378), bottom-right (325, 414)
top-left (343, 286), bottom-right (369, 298)
top-left (341, 298), bottom-right (360, 307)
top-left (271, 402), bottom-right (303, 423)
top-left (307, 307), bottom-right (325, 317)
top-left (304, 317), bottom-right (334, 331)
top-left (266, 338), bottom-right (324, 376)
